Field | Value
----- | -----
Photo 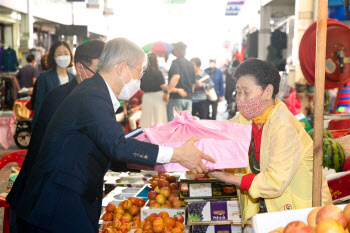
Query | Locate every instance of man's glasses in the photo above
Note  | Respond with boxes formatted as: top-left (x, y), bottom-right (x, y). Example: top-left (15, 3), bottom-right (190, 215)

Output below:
top-left (128, 64), bottom-right (144, 80)
top-left (81, 63), bottom-right (96, 74)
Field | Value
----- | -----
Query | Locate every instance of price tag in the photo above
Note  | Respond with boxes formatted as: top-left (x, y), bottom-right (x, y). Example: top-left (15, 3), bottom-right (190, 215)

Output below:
top-left (189, 183), bottom-right (212, 197)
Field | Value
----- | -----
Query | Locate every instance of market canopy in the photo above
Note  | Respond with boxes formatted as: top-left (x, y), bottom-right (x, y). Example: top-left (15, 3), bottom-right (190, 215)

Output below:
top-left (142, 41), bottom-right (173, 54)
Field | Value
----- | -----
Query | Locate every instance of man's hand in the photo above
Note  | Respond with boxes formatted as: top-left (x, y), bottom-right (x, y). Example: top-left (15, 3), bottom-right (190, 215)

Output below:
top-left (171, 137), bottom-right (216, 174)
top-left (27, 87), bottom-right (33, 95)
top-left (219, 97), bottom-right (223, 102)
top-left (178, 88), bottom-right (187, 97)
top-left (196, 80), bottom-right (204, 87)
top-left (163, 93), bottom-right (169, 102)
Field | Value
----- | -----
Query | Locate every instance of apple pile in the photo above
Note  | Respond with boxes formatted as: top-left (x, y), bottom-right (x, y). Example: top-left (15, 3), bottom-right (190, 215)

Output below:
top-left (100, 197), bottom-right (146, 233)
top-left (147, 172), bottom-right (184, 208)
top-left (134, 211), bottom-right (186, 233)
top-left (269, 203), bottom-right (350, 233)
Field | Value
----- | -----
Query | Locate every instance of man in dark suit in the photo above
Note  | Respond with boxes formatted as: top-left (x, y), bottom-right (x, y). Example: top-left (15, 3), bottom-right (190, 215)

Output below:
top-left (6, 40), bottom-right (105, 233)
top-left (15, 38), bottom-right (215, 233)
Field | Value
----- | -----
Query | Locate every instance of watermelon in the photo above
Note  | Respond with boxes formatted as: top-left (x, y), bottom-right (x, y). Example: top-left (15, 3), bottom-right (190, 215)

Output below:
top-left (308, 129), bottom-right (334, 140)
top-left (323, 138), bottom-right (345, 172)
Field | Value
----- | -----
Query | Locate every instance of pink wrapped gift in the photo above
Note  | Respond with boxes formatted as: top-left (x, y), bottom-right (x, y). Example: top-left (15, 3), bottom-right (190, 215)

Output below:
top-left (129, 110), bottom-right (251, 172)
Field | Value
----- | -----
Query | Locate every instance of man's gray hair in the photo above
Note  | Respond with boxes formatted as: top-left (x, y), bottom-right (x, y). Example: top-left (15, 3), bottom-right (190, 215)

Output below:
top-left (97, 38), bottom-right (147, 73)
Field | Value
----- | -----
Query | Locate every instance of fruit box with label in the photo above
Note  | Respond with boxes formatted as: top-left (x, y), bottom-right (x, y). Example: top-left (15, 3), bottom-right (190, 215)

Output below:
top-left (251, 204), bottom-right (346, 233)
top-left (187, 200), bottom-right (241, 225)
top-left (178, 178), bottom-right (237, 200)
top-left (192, 225), bottom-right (251, 233)
top-left (140, 206), bottom-right (186, 222)
top-left (327, 170), bottom-right (350, 203)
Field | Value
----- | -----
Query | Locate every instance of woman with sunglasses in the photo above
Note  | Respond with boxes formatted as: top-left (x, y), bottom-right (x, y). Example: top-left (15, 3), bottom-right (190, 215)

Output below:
top-left (208, 58), bottom-right (332, 222)
top-left (32, 41), bottom-right (75, 127)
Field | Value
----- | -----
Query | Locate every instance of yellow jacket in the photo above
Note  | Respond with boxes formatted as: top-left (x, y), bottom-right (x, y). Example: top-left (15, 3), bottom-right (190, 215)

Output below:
top-left (228, 100), bottom-right (332, 222)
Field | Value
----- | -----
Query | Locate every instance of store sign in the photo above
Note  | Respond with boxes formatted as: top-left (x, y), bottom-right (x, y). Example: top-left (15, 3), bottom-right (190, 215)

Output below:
top-left (56, 25), bottom-right (88, 37)
top-left (225, 1), bottom-right (244, 16)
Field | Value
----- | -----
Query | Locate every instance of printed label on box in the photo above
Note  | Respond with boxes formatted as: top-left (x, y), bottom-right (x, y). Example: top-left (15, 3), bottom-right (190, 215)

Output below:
top-left (189, 183), bottom-right (212, 197)
top-left (181, 183), bottom-right (189, 191)
top-left (211, 202), bottom-right (228, 221)
top-left (215, 225), bottom-right (231, 233)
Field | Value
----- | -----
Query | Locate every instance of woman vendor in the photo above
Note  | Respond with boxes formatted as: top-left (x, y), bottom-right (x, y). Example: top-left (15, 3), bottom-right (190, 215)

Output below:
top-left (209, 58), bottom-right (332, 222)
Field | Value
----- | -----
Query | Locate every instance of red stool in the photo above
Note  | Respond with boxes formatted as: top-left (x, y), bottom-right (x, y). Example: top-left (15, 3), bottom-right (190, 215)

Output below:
top-left (0, 150), bottom-right (27, 233)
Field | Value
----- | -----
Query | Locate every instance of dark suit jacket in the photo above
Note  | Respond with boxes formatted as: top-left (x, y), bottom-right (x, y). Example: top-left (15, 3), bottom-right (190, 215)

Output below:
top-left (32, 69), bottom-right (74, 126)
top-left (16, 74), bottom-right (158, 233)
top-left (6, 79), bottom-right (78, 210)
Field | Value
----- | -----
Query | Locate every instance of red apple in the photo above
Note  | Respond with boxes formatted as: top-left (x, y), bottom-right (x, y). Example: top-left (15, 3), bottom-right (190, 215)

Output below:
top-left (160, 187), bottom-right (171, 198)
top-left (143, 221), bottom-right (153, 231)
top-left (115, 206), bottom-right (125, 215)
top-left (135, 229), bottom-right (143, 233)
top-left (136, 198), bottom-right (146, 207)
top-left (129, 205), bottom-right (140, 216)
top-left (159, 211), bottom-right (170, 219)
top-left (343, 203), bottom-right (350, 221)
top-left (171, 198), bottom-right (182, 208)
top-left (164, 217), bottom-right (176, 227)
top-left (175, 222), bottom-right (184, 231)
top-left (150, 202), bottom-right (161, 208)
top-left (121, 200), bottom-right (132, 210)
top-left (161, 203), bottom-right (172, 208)
top-left (153, 217), bottom-right (164, 225)
top-left (148, 191), bottom-right (158, 200)
top-left (167, 176), bottom-right (177, 183)
top-left (316, 204), bottom-right (348, 228)
top-left (123, 212), bottom-right (133, 222)
top-left (133, 216), bottom-right (141, 222)
top-left (129, 197), bottom-right (137, 205)
top-left (101, 212), bottom-right (113, 221)
top-left (139, 220), bottom-right (146, 229)
top-left (169, 184), bottom-right (178, 193)
top-left (175, 215), bottom-right (184, 223)
top-left (112, 220), bottom-right (122, 229)
top-left (168, 194), bottom-right (178, 203)
top-left (153, 223), bottom-right (165, 233)
top-left (151, 181), bottom-right (158, 188)
top-left (158, 179), bottom-right (169, 189)
top-left (171, 228), bottom-right (182, 233)
top-left (133, 221), bottom-right (140, 227)
top-left (106, 203), bottom-right (117, 213)
top-left (120, 216), bottom-right (129, 224)
top-left (149, 213), bottom-right (159, 222)
top-left (156, 195), bottom-right (166, 205)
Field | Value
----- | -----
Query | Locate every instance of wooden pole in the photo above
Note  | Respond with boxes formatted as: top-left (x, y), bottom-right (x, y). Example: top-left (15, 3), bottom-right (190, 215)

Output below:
top-left (313, 0), bottom-right (328, 207)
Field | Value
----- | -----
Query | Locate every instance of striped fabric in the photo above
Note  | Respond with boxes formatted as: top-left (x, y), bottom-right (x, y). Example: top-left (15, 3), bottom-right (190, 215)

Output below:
top-left (337, 80), bottom-right (350, 114)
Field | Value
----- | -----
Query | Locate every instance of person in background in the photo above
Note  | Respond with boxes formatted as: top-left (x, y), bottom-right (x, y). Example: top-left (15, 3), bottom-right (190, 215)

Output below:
top-left (32, 41), bottom-right (75, 127)
top-left (14, 54), bottom-right (38, 97)
top-left (225, 59), bottom-right (240, 119)
top-left (191, 57), bottom-right (214, 119)
top-left (205, 59), bottom-right (224, 120)
top-left (208, 58), bottom-right (331, 222)
top-left (6, 40), bottom-right (105, 233)
top-left (166, 41), bottom-right (196, 121)
top-left (14, 38), bottom-right (215, 233)
top-left (116, 90), bottom-right (144, 131)
top-left (140, 53), bottom-right (168, 128)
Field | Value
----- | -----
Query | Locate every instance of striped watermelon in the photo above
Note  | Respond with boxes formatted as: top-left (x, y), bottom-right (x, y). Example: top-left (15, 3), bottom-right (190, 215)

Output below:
top-left (308, 129), bottom-right (334, 140)
top-left (323, 138), bottom-right (345, 172)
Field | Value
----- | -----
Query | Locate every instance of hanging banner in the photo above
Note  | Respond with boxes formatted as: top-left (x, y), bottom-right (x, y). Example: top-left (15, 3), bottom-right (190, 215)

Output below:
top-left (225, 1), bottom-right (244, 16)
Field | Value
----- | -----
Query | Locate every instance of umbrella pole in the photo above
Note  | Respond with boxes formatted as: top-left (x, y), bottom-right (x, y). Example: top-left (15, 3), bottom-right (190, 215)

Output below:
top-left (313, 0), bottom-right (328, 207)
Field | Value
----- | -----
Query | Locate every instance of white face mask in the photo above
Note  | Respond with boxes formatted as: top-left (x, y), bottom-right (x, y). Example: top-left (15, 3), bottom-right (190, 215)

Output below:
top-left (209, 62), bottom-right (216, 68)
top-left (118, 66), bottom-right (140, 100)
top-left (55, 55), bottom-right (71, 68)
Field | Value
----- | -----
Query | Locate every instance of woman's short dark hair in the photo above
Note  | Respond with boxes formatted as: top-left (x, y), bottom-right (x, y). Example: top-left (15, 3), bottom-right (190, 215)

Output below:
top-left (233, 58), bottom-right (281, 98)
top-left (147, 53), bottom-right (159, 71)
top-left (47, 41), bottom-right (74, 69)
top-left (74, 40), bottom-right (105, 66)
top-left (190, 57), bottom-right (201, 67)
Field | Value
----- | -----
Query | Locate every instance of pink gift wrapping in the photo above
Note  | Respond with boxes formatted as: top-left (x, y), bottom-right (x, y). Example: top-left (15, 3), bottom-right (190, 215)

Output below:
top-left (128, 110), bottom-right (251, 172)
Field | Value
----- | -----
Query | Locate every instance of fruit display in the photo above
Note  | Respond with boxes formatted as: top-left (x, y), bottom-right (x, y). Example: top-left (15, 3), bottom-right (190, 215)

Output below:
top-left (307, 129), bottom-right (334, 140)
top-left (100, 196), bottom-right (146, 233)
top-left (147, 172), bottom-right (185, 208)
top-left (323, 138), bottom-right (346, 172)
top-left (268, 203), bottom-right (350, 233)
top-left (134, 211), bottom-right (186, 233)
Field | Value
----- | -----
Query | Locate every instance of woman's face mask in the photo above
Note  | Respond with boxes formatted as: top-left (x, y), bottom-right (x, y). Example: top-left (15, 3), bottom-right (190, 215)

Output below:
top-left (55, 55), bottom-right (71, 68)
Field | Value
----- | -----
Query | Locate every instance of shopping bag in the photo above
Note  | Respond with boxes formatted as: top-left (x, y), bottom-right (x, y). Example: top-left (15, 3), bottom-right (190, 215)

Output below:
top-left (128, 109), bottom-right (251, 172)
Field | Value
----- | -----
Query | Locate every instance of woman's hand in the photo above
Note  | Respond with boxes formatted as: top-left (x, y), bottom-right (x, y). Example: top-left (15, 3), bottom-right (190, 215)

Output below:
top-left (208, 170), bottom-right (242, 187)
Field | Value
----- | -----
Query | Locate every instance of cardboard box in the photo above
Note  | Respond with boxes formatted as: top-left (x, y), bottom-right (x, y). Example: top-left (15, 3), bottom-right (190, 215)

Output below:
top-left (187, 200), bottom-right (241, 224)
top-left (178, 179), bottom-right (237, 200)
top-left (327, 170), bottom-right (350, 203)
top-left (251, 204), bottom-right (347, 233)
top-left (192, 225), bottom-right (251, 233)
top-left (140, 206), bottom-right (186, 221)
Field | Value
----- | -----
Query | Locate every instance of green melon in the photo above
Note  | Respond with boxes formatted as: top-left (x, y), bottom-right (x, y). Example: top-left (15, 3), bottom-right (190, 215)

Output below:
top-left (323, 138), bottom-right (345, 172)
top-left (308, 129), bottom-right (334, 140)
